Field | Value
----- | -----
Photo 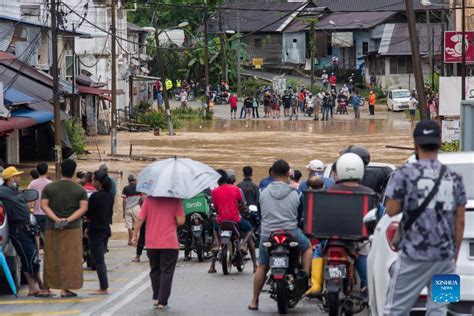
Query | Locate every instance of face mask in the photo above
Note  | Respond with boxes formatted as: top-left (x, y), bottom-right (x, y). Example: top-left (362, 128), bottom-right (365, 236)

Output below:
top-left (12, 181), bottom-right (18, 189)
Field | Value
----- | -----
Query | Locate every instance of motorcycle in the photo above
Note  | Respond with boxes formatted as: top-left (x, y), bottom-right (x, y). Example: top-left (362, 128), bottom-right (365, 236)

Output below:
top-left (217, 221), bottom-right (247, 275)
top-left (178, 212), bottom-right (213, 262)
top-left (174, 90), bottom-right (196, 102)
top-left (321, 239), bottom-right (367, 316)
top-left (244, 205), bottom-right (260, 246)
top-left (263, 230), bottom-right (308, 314)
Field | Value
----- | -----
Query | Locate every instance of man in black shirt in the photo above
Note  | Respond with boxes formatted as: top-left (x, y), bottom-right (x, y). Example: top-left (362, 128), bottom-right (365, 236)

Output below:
top-left (282, 91), bottom-right (291, 117)
top-left (122, 174), bottom-right (142, 245)
top-left (237, 166), bottom-right (259, 208)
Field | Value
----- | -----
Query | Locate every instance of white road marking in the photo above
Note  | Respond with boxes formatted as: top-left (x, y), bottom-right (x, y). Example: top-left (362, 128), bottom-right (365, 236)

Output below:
top-left (80, 269), bottom-right (149, 316)
top-left (101, 282), bottom-right (150, 316)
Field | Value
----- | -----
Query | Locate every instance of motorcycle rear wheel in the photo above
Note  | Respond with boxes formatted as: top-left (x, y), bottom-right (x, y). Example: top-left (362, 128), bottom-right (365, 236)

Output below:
top-left (221, 243), bottom-right (233, 275)
top-left (328, 292), bottom-right (342, 316)
top-left (195, 237), bottom-right (204, 262)
top-left (276, 279), bottom-right (289, 314)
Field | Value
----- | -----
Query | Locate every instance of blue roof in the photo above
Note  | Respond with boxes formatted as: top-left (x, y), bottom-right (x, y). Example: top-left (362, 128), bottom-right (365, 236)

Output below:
top-left (11, 109), bottom-right (54, 124)
top-left (3, 87), bottom-right (34, 105)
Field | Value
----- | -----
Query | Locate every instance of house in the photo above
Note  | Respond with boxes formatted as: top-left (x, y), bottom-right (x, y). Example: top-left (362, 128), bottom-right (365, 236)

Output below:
top-left (368, 23), bottom-right (443, 90)
top-left (208, 1), bottom-right (312, 67)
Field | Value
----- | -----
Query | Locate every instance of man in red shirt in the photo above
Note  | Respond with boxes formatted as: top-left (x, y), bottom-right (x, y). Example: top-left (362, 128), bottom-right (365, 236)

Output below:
top-left (208, 169), bottom-right (255, 273)
top-left (329, 73), bottom-right (337, 93)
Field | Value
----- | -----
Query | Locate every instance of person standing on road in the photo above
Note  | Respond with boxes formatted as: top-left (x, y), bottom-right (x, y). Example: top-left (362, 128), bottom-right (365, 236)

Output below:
top-left (132, 195), bottom-right (185, 310)
top-left (248, 160), bottom-right (312, 311)
top-left (383, 120), bottom-right (466, 315)
top-left (322, 92), bottom-right (332, 121)
top-left (244, 95), bottom-right (254, 120)
top-left (38, 159), bottom-right (88, 298)
top-left (229, 93), bottom-right (238, 119)
top-left (352, 90), bottom-right (363, 119)
top-left (289, 92), bottom-right (299, 121)
top-left (252, 95), bottom-right (260, 118)
top-left (0, 167), bottom-right (44, 296)
top-left (29, 162), bottom-right (51, 247)
top-left (368, 90), bottom-right (376, 115)
top-left (314, 90), bottom-right (324, 121)
top-left (263, 92), bottom-right (271, 118)
top-left (85, 170), bottom-right (114, 295)
top-left (122, 174), bottom-right (142, 246)
top-left (329, 72), bottom-right (337, 92)
top-left (321, 70), bottom-right (329, 91)
top-left (282, 91), bottom-right (291, 117)
top-left (180, 89), bottom-right (188, 109)
top-left (237, 166), bottom-right (259, 208)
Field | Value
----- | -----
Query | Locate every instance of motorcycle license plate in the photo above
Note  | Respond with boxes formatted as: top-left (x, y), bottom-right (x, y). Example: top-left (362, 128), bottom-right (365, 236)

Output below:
top-left (192, 225), bottom-right (202, 232)
top-left (270, 257), bottom-right (289, 268)
top-left (220, 230), bottom-right (231, 237)
top-left (325, 265), bottom-right (347, 279)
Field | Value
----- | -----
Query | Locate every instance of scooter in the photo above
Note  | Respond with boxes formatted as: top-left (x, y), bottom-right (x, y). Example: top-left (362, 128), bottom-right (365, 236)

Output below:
top-left (217, 221), bottom-right (247, 275)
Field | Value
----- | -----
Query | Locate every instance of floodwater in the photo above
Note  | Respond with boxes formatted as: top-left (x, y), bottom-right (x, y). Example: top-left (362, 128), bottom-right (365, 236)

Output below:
top-left (80, 113), bottom-right (414, 237)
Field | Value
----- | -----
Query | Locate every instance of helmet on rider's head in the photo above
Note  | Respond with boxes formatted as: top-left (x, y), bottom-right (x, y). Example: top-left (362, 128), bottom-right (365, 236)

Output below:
top-left (340, 145), bottom-right (371, 165)
top-left (336, 153), bottom-right (364, 182)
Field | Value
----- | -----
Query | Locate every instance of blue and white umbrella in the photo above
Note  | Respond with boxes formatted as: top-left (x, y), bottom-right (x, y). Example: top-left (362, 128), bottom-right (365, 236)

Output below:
top-left (137, 157), bottom-right (220, 199)
top-left (0, 247), bottom-right (17, 296)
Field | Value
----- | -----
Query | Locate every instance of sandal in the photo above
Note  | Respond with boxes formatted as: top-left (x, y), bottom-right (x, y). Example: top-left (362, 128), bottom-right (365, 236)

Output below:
top-left (28, 292), bottom-right (39, 297)
top-left (248, 304), bottom-right (259, 311)
top-left (34, 292), bottom-right (55, 298)
top-left (60, 291), bottom-right (78, 298)
top-left (131, 258), bottom-right (140, 263)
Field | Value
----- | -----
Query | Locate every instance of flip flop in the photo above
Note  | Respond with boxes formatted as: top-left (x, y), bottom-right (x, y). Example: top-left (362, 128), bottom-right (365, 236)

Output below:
top-left (34, 292), bottom-right (55, 298)
top-left (28, 292), bottom-right (39, 297)
top-left (60, 291), bottom-right (78, 298)
top-left (248, 305), bottom-right (259, 311)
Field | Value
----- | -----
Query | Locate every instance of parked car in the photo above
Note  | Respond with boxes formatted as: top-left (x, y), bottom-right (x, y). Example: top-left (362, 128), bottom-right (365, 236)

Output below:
top-left (367, 151), bottom-right (474, 315)
top-left (387, 89), bottom-right (411, 111)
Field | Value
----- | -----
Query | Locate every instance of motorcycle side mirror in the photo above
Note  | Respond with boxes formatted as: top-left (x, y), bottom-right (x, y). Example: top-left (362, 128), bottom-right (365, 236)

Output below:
top-left (249, 205), bottom-right (258, 213)
top-left (363, 208), bottom-right (378, 236)
top-left (21, 189), bottom-right (39, 202)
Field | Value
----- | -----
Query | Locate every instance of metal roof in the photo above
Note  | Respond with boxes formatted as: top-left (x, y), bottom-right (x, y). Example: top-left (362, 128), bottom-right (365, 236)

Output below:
top-left (11, 109), bottom-right (54, 124)
top-left (378, 23), bottom-right (443, 56)
top-left (312, 0), bottom-right (448, 12)
top-left (0, 116), bottom-right (36, 133)
top-left (0, 15), bottom-right (89, 35)
top-left (127, 22), bottom-right (145, 33)
top-left (3, 87), bottom-right (34, 105)
top-left (209, 2), bottom-right (308, 33)
top-left (316, 11), bottom-right (398, 30)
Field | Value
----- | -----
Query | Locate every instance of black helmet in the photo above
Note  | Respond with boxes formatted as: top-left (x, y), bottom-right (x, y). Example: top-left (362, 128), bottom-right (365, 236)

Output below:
top-left (340, 145), bottom-right (371, 165)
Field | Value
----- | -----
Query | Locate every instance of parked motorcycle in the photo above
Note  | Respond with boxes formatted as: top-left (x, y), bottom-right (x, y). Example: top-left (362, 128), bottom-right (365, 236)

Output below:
top-left (263, 230), bottom-right (308, 314)
top-left (217, 221), bottom-right (247, 275)
top-left (244, 205), bottom-right (260, 246)
top-left (178, 212), bottom-right (213, 262)
top-left (174, 90), bottom-right (196, 102)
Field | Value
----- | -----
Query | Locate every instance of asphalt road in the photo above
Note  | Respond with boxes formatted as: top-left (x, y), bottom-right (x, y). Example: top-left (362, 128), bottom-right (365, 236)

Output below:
top-left (0, 239), bottom-right (357, 316)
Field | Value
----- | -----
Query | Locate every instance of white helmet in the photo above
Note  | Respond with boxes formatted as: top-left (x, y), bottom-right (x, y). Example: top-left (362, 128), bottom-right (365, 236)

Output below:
top-left (306, 159), bottom-right (324, 172)
top-left (336, 153), bottom-right (364, 182)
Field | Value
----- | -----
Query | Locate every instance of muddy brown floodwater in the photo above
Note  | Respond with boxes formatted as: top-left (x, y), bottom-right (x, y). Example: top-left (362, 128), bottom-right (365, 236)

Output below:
top-left (79, 113), bottom-right (415, 238)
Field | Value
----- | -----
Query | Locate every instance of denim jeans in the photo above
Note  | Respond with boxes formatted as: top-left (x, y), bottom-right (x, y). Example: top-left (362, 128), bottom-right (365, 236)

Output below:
top-left (89, 229), bottom-right (109, 290)
top-left (322, 107), bottom-right (331, 120)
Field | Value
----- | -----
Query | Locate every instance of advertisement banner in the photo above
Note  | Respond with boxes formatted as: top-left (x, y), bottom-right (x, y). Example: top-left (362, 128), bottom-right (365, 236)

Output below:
top-left (444, 31), bottom-right (474, 63)
top-left (442, 120), bottom-right (461, 143)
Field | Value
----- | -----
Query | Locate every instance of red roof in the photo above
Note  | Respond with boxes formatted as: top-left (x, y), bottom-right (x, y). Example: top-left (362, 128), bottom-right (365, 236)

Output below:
top-left (0, 51), bottom-right (16, 61)
top-left (77, 85), bottom-right (124, 98)
top-left (0, 117), bottom-right (36, 134)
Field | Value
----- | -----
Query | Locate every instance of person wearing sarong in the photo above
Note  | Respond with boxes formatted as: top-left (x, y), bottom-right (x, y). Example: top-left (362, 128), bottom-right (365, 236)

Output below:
top-left (36, 159), bottom-right (88, 298)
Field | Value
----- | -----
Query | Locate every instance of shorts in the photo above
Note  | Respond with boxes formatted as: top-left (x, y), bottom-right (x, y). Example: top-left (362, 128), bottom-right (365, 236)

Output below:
top-left (258, 228), bottom-right (310, 265)
top-left (271, 104), bottom-right (279, 111)
top-left (283, 104), bottom-right (290, 109)
top-left (213, 218), bottom-right (252, 233)
top-left (124, 204), bottom-right (141, 229)
top-left (231, 107), bottom-right (237, 113)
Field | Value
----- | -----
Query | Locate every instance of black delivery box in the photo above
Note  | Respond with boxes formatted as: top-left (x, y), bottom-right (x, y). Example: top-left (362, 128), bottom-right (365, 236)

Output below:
top-left (303, 190), bottom-right (376, 240)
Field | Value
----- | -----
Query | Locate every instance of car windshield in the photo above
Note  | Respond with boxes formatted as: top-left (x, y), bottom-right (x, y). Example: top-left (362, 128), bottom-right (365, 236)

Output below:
top-left (449, 163), bottom-right (474, 201)
top-left (392, 91), bottom-right (411, 98)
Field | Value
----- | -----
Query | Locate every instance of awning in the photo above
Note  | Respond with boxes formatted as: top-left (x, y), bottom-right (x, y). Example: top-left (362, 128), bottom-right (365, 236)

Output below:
top-left (11, 109), bottom-right (54, 124)
top-left (27, 101), bottom-right (69, 121)
top-left (3, 87), bottom-right (34, 105)
top-left (77, 85), bottom-right (124, 98)
top-left (0, 117), bottom-right (36, 133)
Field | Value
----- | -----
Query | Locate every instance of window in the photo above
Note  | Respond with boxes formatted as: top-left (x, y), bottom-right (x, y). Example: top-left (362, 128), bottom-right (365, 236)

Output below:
top-left (362, 42), bottom-right (369, 55)
top-left (65, 55), bottom-right (74, 78)
top-left (254, 38), bottom-right (262, 49)
top-left (389, 56), bottom-right (413, 74)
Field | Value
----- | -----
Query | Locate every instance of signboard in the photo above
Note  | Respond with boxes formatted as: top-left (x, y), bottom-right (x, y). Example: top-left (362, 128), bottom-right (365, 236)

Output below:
top-left (442, 120), bottom-right (461, 143)
top-left (439, 76), bottom-right (474, 115)
top-left (444, 31), bottom-right (474, 63)
top-left (332, 32), bottom-right (353, 48)
top-left (252, 58), bottom-right (263, 69)
top-left (273, 77), bottom-right (287, 96)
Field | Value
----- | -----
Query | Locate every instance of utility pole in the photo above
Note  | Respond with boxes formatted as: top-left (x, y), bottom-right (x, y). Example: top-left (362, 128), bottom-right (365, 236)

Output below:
top-left (405, 0), bottom-right (429, 120)
top-left (155, 31), bottom-right (174, 135)
top-left (219, 8), bottom-right (227, 82)
top-left (204, 1), bottom-right (209, 99)
top-left (426, 8), bottom-right (434, 91)
top-left (51, 0), bottom-right (61, 178)
top-left (237, 9), bottom-right (241, 96)
top-left (110, 0), bottom-right (117, 155)
top-left (310, 20), bottom-right (315, 92)
top-left (461, 0), bottom-right (466, 100)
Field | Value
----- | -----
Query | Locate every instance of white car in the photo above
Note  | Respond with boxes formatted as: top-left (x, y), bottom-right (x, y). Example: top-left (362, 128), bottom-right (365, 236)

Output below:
top-left (367, 151), bottom-right (474, 315)
top-left (387, 89), bottom-right (411, 111)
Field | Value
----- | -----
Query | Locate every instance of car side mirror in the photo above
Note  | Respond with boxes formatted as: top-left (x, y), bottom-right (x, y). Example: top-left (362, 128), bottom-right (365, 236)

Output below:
top-left (22, 189), bottom-right (39, 202)
top-left (363, 208), bottom-right (378, 236)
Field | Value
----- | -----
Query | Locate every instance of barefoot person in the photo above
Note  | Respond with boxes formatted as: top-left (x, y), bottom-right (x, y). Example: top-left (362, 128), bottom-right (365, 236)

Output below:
top-left (37, 159), bottom-right (88, 297)
top-left (85, 170), bottom-right (114, 295)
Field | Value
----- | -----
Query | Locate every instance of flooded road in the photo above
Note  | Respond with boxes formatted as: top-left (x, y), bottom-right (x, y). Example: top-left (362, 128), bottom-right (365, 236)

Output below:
top-left (79, 111), bottom-right (414, 237)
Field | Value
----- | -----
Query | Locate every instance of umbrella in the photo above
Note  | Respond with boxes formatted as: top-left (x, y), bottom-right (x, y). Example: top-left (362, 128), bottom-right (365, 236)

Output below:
top-left (137, 157), bottom-right (220, 199)
top-left (0, 247), bottom-right (17, 296)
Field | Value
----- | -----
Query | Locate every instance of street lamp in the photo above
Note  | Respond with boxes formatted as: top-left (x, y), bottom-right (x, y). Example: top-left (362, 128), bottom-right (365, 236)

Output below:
top-left (146, 22), bottom-right (189, 136)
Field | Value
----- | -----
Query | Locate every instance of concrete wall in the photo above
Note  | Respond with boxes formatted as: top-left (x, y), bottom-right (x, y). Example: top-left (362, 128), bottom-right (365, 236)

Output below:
top-left (244, 33), bottom-right (283, 64)
top-left (282, 32), bottom-right (306, 64)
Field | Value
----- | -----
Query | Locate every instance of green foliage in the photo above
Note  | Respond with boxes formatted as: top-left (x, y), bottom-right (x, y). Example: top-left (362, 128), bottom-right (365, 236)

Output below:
top-left (441, 141), bottom-right (460, 152)
top-left (242, 78), bottom-right (269, 96)
top-left (172, 107), bottom-right (213, 120)
top-left (65, 119), bottom-right (86, 155)
top-left (137, 110), bottom-right (181, 130)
